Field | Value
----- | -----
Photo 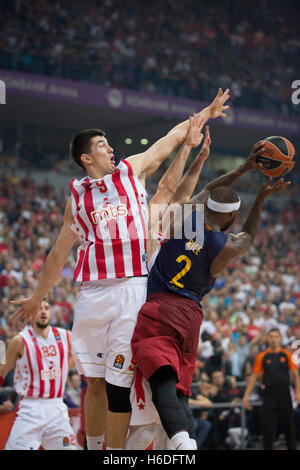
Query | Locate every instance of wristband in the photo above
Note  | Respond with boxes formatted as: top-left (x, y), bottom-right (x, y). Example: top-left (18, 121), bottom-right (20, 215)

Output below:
top-left (0, 376), bottom-right (4, 387)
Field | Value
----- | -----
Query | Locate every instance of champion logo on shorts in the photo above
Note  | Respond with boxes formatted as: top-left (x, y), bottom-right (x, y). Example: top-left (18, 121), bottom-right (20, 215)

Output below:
top-left (63, 437), bottom-right (70, 447)
top-left (113, 354), bottom-right (125, 369)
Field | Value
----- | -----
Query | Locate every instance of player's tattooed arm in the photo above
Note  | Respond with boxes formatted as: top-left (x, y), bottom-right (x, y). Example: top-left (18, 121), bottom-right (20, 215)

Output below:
top-left (242, 177), bottom-right (290, 240)
top-left (126, 89), bottom-right (229, 183)
top-left (210, 232), bottom-right (253, 277)
top-left (192, 141), bottom-right (266, 198)
top-left (210, 178), bottom-right (290, 277)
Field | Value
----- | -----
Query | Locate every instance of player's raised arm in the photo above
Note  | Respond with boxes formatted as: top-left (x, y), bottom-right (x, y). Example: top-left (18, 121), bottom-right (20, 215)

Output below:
top-left (171, 125), bottom-right (211, 205)
top-left (126, 89), bottom-right (230, 184)
top-left (190, 140), bottom-right (266, 204)
top-left (9, 198), bottom-right (78, 328)
top-left (147, 115), bottom-right (205, 261)
top-left (148, 126), bottom-right (212, 250)
top-left (210, 177), bottom-right (291, 277)
top-left (148, 114), bottom-right (205, 228)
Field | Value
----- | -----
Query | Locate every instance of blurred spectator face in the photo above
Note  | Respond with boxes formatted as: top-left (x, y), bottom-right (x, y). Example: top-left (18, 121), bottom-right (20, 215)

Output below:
top-left (250, 344), bottom-right (260, 357)
top-left (199, 381), bottom-right (211, 397)
top-left (54, 308), bottom-right (64, 323)
top-left (210, 310), bottom-right (218, 322)
top-left (238, 334), bottom-right (247, 346)
top-left (293, 327), bottom-right (300, 340)
top-left (211, 370), bottom-right (225, 388)
top-left (234, 317), bottom-right (243, 330)
top-left (70, 373), bottom-right (81, 390)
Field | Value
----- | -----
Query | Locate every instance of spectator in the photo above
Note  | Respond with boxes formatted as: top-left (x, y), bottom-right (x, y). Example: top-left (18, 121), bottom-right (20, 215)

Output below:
top-left (0, 0), bottom-right (299, 116)
top-left (52, 308), bottom-right (69, 330)
top-left (205, 370), bottom-right (236, 449)
top-left (204, 340), bottom-right (232, 378)
top-left (64, 372), bottom-right (82, 409)
top-left (189, 380), bottom-right (213, 449)
top-left (242, 343), bottom-right (261, 378)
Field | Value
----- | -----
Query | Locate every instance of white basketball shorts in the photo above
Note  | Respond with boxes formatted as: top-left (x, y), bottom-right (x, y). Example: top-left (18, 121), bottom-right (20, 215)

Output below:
top-left (5, 397), bottom-right (77, 450)
top-left (71, 276), bottom-right (147, 387)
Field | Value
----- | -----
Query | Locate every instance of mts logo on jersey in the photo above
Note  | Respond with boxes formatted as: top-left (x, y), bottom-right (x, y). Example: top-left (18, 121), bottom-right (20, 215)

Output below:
top-left (41, 368), bottom-right (62, 380)
top-left (91, 203), bottom-right (128, 224)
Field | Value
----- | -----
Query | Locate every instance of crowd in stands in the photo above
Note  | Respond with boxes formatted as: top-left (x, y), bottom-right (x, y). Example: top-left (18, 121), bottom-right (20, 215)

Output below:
top-left (0, 163), bottom-right (300, 449)
top-left (1, 0), bottom-right (300, 116)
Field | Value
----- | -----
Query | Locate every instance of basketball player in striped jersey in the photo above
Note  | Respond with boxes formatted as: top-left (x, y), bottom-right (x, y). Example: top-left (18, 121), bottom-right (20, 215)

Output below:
top-left (0, 299), bottom-right (76, 450)
top-left (10, 89), bottom-right (230, 450)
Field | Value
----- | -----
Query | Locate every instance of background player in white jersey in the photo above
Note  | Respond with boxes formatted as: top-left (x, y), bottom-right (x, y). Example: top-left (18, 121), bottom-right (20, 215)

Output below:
top-left (9, 89), bottom-right (230, 450)
top-left (0, 299), bottom-right (76, 450)
top-left (126, 120), bottom-right (212, 451)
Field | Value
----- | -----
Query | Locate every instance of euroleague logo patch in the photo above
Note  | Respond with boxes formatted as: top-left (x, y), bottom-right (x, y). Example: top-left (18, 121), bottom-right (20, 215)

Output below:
top-left (63, 437), bottom-right (70, 447)
top-left (113, 354), bottom-right (125, 369)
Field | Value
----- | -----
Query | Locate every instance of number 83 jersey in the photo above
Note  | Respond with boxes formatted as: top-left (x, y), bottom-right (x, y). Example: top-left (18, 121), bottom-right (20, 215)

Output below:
top-left (147, 211), bottom-right (228, 305)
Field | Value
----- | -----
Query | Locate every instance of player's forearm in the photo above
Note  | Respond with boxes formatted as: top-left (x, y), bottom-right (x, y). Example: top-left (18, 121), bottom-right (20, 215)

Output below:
top-left (144, 131), bottom-right (190, 180)
top-left (167, 117), bottom-right (191, 142)
top-left (167, 107), bottom-right (209, 142)
top-left (242, 195), bottom-right (264, 241)
top-left (205, 164), bottom-right (247, 192)
top-left (157, 142), bottom-right (192, 195)
top-left (172, 155), bottom-right (206, 205)
top-left (31, 247), bottom-right (68, 301)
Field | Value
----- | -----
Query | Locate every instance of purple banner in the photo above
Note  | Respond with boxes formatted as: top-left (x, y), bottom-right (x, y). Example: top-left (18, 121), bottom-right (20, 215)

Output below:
top-left (0, 68), bottom-right (299, 135)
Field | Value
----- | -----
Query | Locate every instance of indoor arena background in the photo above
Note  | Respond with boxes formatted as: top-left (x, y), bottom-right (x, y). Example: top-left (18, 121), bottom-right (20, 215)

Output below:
top-left (0, 0), bottom-right (300, 450)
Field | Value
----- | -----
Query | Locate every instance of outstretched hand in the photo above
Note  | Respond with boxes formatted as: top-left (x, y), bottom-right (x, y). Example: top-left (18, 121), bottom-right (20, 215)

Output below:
top-left (9, 296), bottom-right (42, 329)
top-left (197, 125), bottom-right (211, 161)
top-left (258, 177), bottom-right (291, 200)
top-left (205, 88), bottom-right (230, 119)
top-left (242, 141), bottom-right (266, 172)
top-left (185, 113), bottom-right (205, 148)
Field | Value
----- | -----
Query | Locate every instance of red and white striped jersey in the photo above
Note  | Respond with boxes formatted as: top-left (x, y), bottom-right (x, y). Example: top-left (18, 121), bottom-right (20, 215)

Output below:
top-left (14, 327), bottom-right (70, 399)
top-left (70, 160), bottom-right (149, 281)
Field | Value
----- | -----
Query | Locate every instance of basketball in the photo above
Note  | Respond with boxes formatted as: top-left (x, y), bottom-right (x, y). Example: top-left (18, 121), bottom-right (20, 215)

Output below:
top-left (256, 136), bottom-right (295, 178)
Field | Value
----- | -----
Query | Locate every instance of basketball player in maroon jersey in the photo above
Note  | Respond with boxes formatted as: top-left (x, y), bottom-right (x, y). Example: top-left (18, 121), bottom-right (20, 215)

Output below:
top-left (10, 89), bottom-right (230, 450)
top-left (127, 122), bottom-right (212, 451)
top-left (0, 300), bottom-right (76, 450)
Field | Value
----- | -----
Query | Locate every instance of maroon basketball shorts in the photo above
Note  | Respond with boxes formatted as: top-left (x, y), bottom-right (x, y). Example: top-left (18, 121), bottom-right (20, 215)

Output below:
top-left (131, 292), bottom-right (203, 395)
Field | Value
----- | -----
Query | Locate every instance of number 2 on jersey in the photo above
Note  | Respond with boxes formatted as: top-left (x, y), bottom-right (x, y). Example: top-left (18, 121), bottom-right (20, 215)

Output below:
top-left (170, 255), bottom-right (192, 288)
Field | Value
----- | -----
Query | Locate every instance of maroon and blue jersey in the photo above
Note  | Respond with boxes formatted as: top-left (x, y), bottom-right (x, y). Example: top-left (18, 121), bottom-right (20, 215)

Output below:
top-left (147, 210), bottom-right (227, 305)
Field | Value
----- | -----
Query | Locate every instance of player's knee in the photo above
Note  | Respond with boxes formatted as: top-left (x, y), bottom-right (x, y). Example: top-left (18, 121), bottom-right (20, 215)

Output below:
top-left (86, 377), bottom-right (106, 397)
top-left (149, 366), bottom-right (178, 407)
top-left (106, 381), bottom-right (131, 413)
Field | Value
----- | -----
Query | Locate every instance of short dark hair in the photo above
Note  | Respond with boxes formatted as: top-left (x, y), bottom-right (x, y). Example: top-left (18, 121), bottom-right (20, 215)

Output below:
top-left (70, 129), bottom-right (106, 170)
top-left (209, 186), bottom-right (240, 204)
top-left (268, 328), bottom-right (281, 336)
